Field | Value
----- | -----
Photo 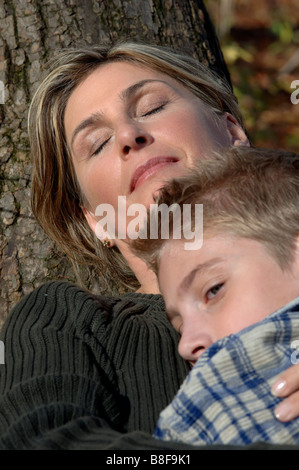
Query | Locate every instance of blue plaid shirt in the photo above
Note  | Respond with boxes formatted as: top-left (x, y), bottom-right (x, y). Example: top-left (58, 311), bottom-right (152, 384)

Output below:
top-left (154, 296), bottom-right (299, 445)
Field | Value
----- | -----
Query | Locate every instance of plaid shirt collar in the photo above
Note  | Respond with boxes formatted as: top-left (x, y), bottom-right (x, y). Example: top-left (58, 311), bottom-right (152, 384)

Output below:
top-left (154, 295), bottom-right (299, 445)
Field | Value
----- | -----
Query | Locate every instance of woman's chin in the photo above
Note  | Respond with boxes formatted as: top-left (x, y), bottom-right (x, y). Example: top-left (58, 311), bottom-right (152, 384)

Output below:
top-left (130, 163), bottom-right (187, 207)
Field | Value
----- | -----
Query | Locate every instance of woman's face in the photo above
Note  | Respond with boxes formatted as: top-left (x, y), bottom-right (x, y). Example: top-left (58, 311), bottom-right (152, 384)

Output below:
top-left (64, 61), bottom-right (247, 235)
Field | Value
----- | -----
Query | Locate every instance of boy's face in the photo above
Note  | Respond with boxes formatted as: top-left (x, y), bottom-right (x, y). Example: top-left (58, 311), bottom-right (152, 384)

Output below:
top-left (159, 233), bottom-right (299, 366)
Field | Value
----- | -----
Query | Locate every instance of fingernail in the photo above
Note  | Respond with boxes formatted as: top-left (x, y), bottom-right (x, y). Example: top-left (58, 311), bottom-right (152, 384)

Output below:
top-left (271, 379), bottom-right (286, 396)
top-left (275, 401), bottom-right (292, 421)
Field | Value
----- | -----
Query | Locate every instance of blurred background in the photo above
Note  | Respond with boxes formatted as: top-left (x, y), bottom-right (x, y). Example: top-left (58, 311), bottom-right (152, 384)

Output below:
top-left (206, 0), bottom-right (299, 151)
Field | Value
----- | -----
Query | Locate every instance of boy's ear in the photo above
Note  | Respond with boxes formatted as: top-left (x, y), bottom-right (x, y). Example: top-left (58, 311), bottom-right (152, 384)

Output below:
top-left (290, 235), bottom-right (299, 276)
top-left (294, 235), bottom-right (299, 258)
top-left (225, 113), bottom-right (250, 147)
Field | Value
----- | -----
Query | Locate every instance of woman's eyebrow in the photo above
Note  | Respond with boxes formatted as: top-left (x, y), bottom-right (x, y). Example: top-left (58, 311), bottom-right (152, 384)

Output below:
top-left (71, 111), bottom-right (104, 149)
top-left (70, 79), bottom-right (169, 149)
top-left (120, 78), bottom-right (169, 101)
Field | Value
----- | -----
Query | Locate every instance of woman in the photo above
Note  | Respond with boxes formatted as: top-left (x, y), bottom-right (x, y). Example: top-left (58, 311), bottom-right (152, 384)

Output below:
top-left (0, 42), bottom-right (298, 450)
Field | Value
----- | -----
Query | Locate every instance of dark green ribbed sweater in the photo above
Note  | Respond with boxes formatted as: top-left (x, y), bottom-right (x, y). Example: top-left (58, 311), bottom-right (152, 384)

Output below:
top-left (0, 280), bottom-right (194, 449)
top-left (0, 281), bottom-right (293, 450)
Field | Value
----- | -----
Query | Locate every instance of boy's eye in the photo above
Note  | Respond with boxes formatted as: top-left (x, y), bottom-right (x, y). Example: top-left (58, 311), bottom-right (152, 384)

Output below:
top-left (206, 283), bottom-right (224, 301)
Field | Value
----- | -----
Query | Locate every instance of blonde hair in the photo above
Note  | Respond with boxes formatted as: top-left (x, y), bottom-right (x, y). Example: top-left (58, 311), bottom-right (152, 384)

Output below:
top-left (132, 146), bottom-right (299, 275)
top-left (29, 41), bottom-right (245, 292)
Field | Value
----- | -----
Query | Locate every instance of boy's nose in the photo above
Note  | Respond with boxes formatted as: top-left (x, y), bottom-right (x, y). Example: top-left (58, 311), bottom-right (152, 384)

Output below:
top-left (178, 320), bottom-right (213, 366)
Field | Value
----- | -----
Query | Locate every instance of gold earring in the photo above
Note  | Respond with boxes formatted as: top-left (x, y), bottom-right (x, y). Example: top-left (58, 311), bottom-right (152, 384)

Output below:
top-left (103, 238), bottom-right (111, 248)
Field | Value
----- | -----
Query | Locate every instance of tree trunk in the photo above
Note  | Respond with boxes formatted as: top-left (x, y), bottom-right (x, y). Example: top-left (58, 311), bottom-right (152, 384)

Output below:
top-left (0, 0), bottom-right (231, 326)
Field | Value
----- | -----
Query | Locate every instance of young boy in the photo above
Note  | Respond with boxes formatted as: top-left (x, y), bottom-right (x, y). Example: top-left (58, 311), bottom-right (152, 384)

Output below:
top-left (132, 146), bottom-right (299, 446)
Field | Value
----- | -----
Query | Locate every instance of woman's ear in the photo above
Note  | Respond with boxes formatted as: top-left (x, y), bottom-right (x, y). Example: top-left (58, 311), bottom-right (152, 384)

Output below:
top-left (225, 113), bottom-right (250, 147)
top-left (81, 205), bottom-right (116, 247)
top-left (82, 206), bottom-right (98, 233)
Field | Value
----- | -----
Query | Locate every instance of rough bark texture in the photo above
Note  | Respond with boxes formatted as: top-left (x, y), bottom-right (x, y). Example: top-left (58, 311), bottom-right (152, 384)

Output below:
top-left (0, 0), bottom-right (231, 326)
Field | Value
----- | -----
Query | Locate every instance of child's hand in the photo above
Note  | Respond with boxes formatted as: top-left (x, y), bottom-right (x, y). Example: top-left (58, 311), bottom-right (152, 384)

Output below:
top-left (272, 364), bottom-right (299, 421)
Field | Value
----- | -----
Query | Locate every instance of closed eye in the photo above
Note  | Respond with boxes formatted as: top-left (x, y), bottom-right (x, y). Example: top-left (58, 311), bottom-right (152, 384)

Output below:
top-left (142, 103), bottom-right (166, 117)
top-left (92, 137), bottom-right (111, 157)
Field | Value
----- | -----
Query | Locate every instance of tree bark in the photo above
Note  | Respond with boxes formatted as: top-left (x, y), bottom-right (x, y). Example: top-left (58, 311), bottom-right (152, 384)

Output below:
top-left (0, 0), bottom-right (231, 326)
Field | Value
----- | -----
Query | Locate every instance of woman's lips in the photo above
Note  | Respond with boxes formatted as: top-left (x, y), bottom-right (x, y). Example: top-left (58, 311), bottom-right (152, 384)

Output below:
top-left (130, 157), bottom-right (179, 193)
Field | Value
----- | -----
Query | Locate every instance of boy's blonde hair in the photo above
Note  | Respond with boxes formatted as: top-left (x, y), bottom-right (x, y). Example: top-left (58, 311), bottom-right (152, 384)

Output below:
top-left (28, 41), bottom-right (244, 292)
top-left (132, 146), bottom-right (299, 275)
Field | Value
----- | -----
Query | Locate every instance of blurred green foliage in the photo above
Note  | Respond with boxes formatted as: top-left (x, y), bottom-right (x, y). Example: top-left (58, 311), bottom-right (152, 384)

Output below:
top-left (206, 0), bottom-right (299, 151)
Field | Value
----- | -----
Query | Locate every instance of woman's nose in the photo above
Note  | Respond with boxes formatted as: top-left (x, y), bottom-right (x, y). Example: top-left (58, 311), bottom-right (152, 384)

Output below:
top-left (117, 121), bottom-right (153, 158)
